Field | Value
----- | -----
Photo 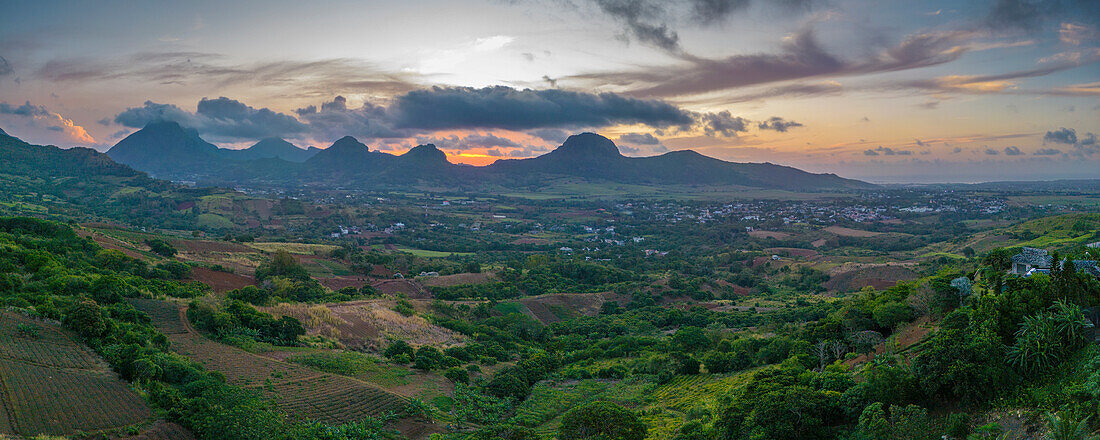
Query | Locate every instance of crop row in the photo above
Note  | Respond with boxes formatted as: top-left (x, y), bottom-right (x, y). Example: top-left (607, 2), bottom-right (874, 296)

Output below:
top-left (265, 375), bottom-right (407, 424)
top-left (0, 312), bottom-right (99, 369)
top-left (168, 332), bottom-right (314, 386)
top-left (0, 359), bottom-right (151, 435)
top-left (128, 298), bottom-right (189, 334)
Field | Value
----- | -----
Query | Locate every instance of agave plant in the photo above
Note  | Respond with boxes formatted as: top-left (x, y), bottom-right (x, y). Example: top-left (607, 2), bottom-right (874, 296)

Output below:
top-left (1044, 412), bottom-right (1099, 440)
top-left (1049, 300), bottom-right (1095, 346)
top-left (1008, 313), bottom-right (1062, 372)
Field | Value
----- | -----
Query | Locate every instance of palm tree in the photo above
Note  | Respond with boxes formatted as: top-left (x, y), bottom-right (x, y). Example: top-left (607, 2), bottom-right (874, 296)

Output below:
top-left (1045, 412), bottom-right (1099, 440)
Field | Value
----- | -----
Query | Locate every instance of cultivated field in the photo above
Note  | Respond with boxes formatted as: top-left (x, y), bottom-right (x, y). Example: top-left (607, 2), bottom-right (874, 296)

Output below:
top-left (270, 300), bottom-right (466, 350)
top-left (0, 312), bottom-right (152, 436)
top-left (130, 300), bottom-right (410, 424)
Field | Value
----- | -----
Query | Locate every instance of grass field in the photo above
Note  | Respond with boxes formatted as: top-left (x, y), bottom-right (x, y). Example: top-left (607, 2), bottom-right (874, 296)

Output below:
top-left (246, 242), bottom-right (340, 255)
top-left (511, 372), bottom-right (751, 439)
top-left (0, 312), bottom-right (152, 436)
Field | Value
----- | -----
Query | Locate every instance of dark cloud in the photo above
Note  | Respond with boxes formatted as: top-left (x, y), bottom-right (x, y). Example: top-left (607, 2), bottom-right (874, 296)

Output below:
top-left (617, 132), bottom-right (661, 144)
top-left (1043, 127), bottom-right (1077, 144)
top-left (389, 86), bottom-right (694, 130)
top-left (576, 0), bottom-right (814, 52)
top-left (293, 96), bottom-right (400, 140)
top-left (1074, 132), bottom-right (1099, 156)
top-left (0, 56), bottom-right (12, 76)
top-left (589, 0), bottom-right (681, 52)
top-left (986, 0), bottom-right (1100, 30)
top-left (0, 101), bottom-right (49, 117)
top-left (194, 97), bottom-right (308, 139)
top-left (487, 145), bottom-right (549, 158)
top-left (572, 28), bottom-right (969, 98)
top-left (420, 133), bottom-right (527, 151)
top-left (699, 110), bottom-right (749, 137)
top-left (1004, 146), bottom-right (1024, 155)
top-left (115, 98), bottom-right (308, 140)
top-left (757, 116), bottom-right (803, 132)
top-left (114, 101), bottom-right (198, 128)
top-left (984, 148), bottom-right (1000, 155)
top-left (864, 146), bottom-right (912, 156)
top-left (1033, 148), bottom-right (1062, 155)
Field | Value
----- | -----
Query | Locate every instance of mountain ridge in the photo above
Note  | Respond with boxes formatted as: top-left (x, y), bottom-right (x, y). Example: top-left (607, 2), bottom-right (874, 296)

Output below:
top-left (103, 123), bottom-right (874, 190)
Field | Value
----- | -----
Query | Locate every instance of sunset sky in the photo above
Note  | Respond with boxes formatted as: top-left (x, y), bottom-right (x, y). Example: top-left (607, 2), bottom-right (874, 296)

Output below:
top-left (1, 0), bottom-right (1097, 182)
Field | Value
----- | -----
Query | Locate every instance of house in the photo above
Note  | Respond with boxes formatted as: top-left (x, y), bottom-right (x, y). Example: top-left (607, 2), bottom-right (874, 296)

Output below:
top-left (1068, 260), bottom-right (1100, 278)
top-left (1010, 247), bottom-right (1052, 275)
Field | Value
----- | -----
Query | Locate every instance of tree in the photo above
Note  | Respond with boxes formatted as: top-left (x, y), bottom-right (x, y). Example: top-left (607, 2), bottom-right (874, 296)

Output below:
top-left (672, 326), bottom-right (708, 352)
top-left (255, 250), bottom-right (311, 281)
top-left (65, 300), bottom-right (109, 339)
top-left (145, 238), bottom-right (177, 257)
top-left (558, 401), bottom-right (647, 440)
top-left (444, 367), bottom-right (470, 384)
top-left (873, 302), bottom-right (913, 330)
top-left (384, 340), bottom-right (415, 361)
top-left (414, 346), bottom-right (444, 370)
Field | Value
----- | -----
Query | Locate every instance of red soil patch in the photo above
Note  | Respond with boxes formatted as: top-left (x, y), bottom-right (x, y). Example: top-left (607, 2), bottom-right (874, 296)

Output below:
top-left (419, 272), bottom-right (494, 287)
top-left (319, 276), bottom-right (371, 291)
top-left (748, 230), bottom-right (791, 239)
top-left (374, 279), bottom-right (430, 299)
top-left (190, 267), bottom-right (254, 293)
top-left (811, 239), bottom-right (827, 248)
top-left (370, 264), bottom-right (395, 277)
top-left (516, 292), bottom-right (632, 324)
top-left (175, 201), bottom-right (196, 211)
top-left (824, 264), bottom-right (919, 292)
top-left (824, 226), bottom-right (882, 237)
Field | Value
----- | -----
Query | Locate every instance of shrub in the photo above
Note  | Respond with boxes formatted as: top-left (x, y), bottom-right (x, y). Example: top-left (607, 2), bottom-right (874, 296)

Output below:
top-left (558, 401), bottom-right (647, 440)
top-left (145, 238), bottom-right (177, 257)
top-left (445, 367), bottom-right (470, 384)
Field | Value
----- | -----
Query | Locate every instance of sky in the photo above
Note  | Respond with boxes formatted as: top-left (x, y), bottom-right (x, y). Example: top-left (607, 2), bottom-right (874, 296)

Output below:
top-left (0, 0), bottom-right (1098, 183)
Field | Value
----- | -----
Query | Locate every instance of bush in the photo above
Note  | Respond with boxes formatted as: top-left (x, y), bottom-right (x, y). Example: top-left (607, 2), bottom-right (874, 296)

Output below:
top-left (394, 299), bottom-right (415, 317)
top-left (384, 340), bottom-right (415, 361)
top-left (145, 238), bottom-right (177, 257)
top-left (445, 367), bottom-right (470, 384)
top-left (414, 346), bottom-right (444, 370)
top-left (558, 401), bottom-right (647, 440)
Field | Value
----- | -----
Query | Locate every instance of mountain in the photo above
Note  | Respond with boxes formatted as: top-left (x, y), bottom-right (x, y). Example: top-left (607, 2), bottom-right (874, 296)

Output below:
top-left (0, 126), bottom-right (192, 223)
top-left (107, 121), bottom-right (221, 178)
top-left (105, 124), bottom-right (872, 191)
top-left (223, 137), bottom-right (318, 162)
top-left (487, 133), bottom-right (872, 190)
top-left (305, 136), bottom-right (397, 173)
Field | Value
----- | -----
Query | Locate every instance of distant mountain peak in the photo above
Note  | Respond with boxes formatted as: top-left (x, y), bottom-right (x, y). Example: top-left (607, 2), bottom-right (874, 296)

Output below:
top-left (227, 137), bottom-right (316, 162)
top-left (553, 132), bottom-right (622, 159)
top-left (402, 144), bottom-right (448, 163)
top-left (328, 136), bottom-right (369, 152)
top-left (106, 120), bottom-right (220, 176)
